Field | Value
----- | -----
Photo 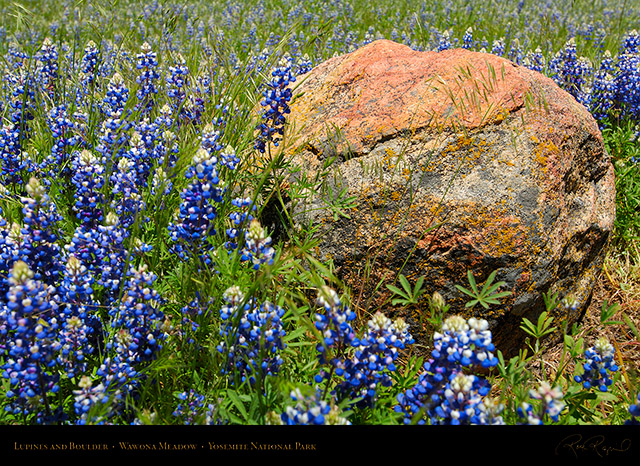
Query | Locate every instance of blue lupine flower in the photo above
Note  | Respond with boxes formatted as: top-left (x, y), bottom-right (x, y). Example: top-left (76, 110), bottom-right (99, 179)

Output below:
top-left (626, 392), bottom-right (640, 425)
top-left (461, 27), bottom-right (474, 50)
top-left (472, 396), bottom-right (506, 425)
top-left (517, 382), bottom-right (565, 424)
top-left (92, 355), bottom-right (139, 421)
top-left (574, 337), bottom-right (619, 392)
top-left (168, 147), bottom-right (225, 266)
top-left (0, 261), bottom-right (62, 424)
top-left (433, 373), bottom-right (488, 425)
top-left (216, 286), bottom-right (287, 385)
top-left (335, 311), bottom-right (414, 407)
top-left (95, 112), bottom-right (131, 164)
top-left (166, 53), bottom-right (190, 114)
top-left (548, 38), bottom-right (592, 104)
top-left (110, 147), bottom-right (146, 229)
top-left (72, 375), bottom-right (111, 425)
top-left (19, 177), bottom-right (64, 286)
top-left (135, 42), bottom-right (160, 114)
top-left (6, 42), bottom-right (29, 70)
top-left (157, 101), bottom-right (176, 130)
top-left (65, 212), bottom-right (129, 304)
top-left (508, 38), bottom-right (524, 65)
top-left (590, 50), bottom-right (617, 122)
top-left (437, 30), bottom-right (452, 52)
top-left (199, 123), bottom-right (223, 158)
top-left (255, 56), bottom-right (296, 154)
top-left (129, 120), bottom-right (160, 181)
top-left (313, 286), bottom-right (358, 384)
top-left (6, 66), bottom-right (36, 139)
top-left (56, 255), bottom-right (99, 378)
top-left (239, 218), bottom-right (275, 270)
top-left (151, 166), bottom-right (172, 198)
top-left (155, 129), bottom-right (180, 170)
top-left (225, 196), bottom-right (257, 245)
top-left (491, 37), bottom-right (506, 56)
top-left (71, 149), bottom-right (105, 227)
top-left (394, 315), bottom-right (499, 424)
top-left (77, 40), bottom-right (100, 108)
top-left (80, 40), bottom-right (100, 79)
top-left (277, 387), bottom-right (350, 425)
top-left (623, 29), bottom-right (640, 54)
top-left (172, 389), bottom-right (221, 425)
top-left (220, 144), bottom-right (240, 171)
top-left (295, 54), bottom-right (313, 75)
top-left (102, 72), bottom-right (130, 116)
top-left (612, 31), bottom-right (640, 121)
top-left (0, 219), bottom-right (31, 295)
top-left (523, 47), bottom-right (546, 73)
top-left (106, 263), bottom-right (166, 367)
top-left (36, 37), bottom-right (59, 100)
top-left (41, 104), bottom-right (81, 179)
top-left (0, 123), bottom-right (33, 186)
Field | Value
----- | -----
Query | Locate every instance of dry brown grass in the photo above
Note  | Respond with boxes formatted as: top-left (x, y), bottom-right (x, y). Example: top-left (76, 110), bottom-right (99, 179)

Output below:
top-left (533, 248), bottom-right (640, 398)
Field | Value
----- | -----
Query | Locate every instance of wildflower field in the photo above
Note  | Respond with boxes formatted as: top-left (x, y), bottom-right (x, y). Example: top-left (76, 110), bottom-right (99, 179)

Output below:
top-left (0, 0), bottom-right (639, 451)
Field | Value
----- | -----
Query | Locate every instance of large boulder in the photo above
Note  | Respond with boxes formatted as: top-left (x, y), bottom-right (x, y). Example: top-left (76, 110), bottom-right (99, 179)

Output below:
top-left (280, 39), bottom-right (615, 356)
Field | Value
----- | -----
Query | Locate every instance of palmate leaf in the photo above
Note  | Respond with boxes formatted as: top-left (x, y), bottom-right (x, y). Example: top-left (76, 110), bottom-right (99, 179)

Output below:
top-left (386, 284), bottom-right (411, 301)
top-left (455, 270), bottom-right (512, 309)
top-left (386, 274), bottom-right (425, 306)
top-left (520, 311), bottom-right (557, 340)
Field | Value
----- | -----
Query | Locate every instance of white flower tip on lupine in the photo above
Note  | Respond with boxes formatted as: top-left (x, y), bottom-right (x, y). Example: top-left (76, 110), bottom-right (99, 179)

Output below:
top-left (594, 336), bottom-right (614, 357)
top-left (431, 291), bottom-right (446, 310)
top-left (393, 317), bottom-right (409, 334)
top-left (130, 131), bottom-right (143, 146)
top-left (247, 219), bottom-right (266, 241)
top-left (317, 286), bottom-right (340, 308)
top-left (468, 317), bottom-right (489, 332)
top-left (25, 177), bottom-right (45, 200)
top-left (368, 311), bottom-right (390, 331)
top-left (105, 212), bottom-right (120, 226)
top-left (442, 315), bottom-right (469, 333)
top-left (160, 104), bottom-right (172, 116)
top-left (193, 147), bottom-right (211, 165)
top-left (78, 149), bottom-right (98, 166)
top-left (9, 260), bottom-right (34, 285)
top-left (110, 72), bottom-right (124, 86)
top-left (223, 285), bottom-right (245, 305)
top-left (78, 375), bottom-right (93, 390)
top-left (67, 316), bottom-right (82, 329)
top-left (531, 381), bottom-right (564, 402)
top-left (66, 254), bottom-right (82, 272)
top-left (162, 130), bottom-right (176, 143)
